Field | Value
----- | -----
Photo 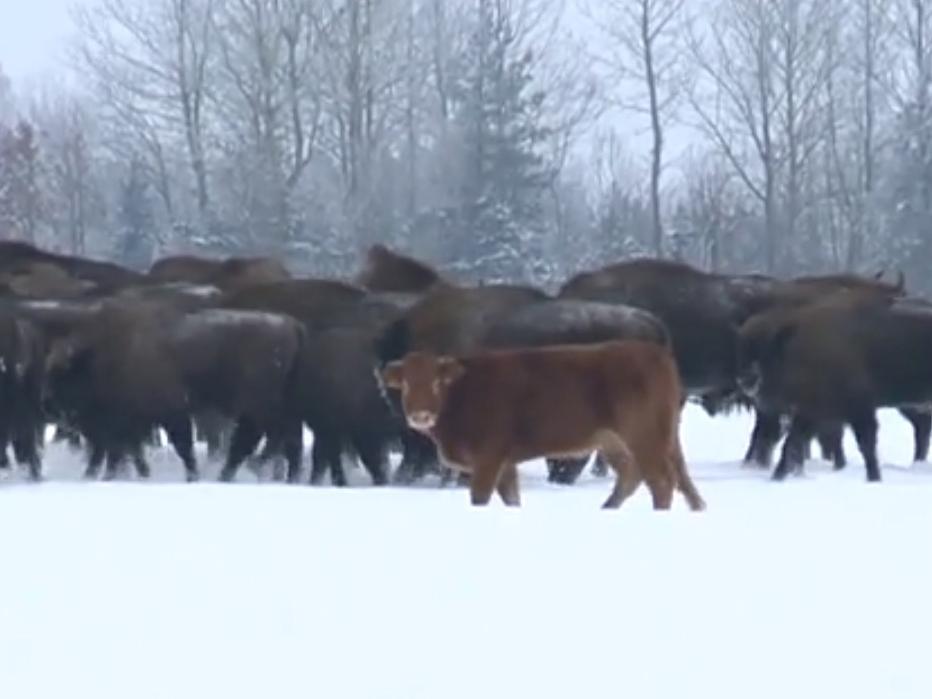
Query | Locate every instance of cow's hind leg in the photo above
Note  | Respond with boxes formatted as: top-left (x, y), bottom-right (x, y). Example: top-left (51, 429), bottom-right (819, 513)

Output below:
top-left (600, 442), bottom-right (642, 509)
top-left (848, 409), bottom-right (881, 482)
top-left (495, 462), bottom-right (521, 506)
top-left (469, 459), bottom-right (505, 506)
top-left (630, 437), bottom-right (675, 510)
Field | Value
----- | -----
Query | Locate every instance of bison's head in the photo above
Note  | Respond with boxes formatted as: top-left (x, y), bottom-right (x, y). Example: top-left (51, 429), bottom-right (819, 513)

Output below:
top-left (380, 351), bottom-right (464, 431)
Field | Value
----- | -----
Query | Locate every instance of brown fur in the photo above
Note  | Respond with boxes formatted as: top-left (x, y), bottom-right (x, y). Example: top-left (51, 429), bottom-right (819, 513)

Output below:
top-left (354, 244), bottom-right (449, 293)
top-left (148, 254), bottom-right (291, 291)
top-left (381, 341), bottom-right (705, 510)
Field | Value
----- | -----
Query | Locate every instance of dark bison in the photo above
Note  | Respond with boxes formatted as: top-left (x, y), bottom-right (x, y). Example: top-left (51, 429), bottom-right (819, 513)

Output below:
top-left (380, 341), bottom-right (705, 510)
top-left (354, 243), bottom-right (450, 293)
top-left (0, 242), bottom-right (144, 296)
top-left (0, 308), bottom-right (46, 480)
top-left (44, 300), bottom-right (305, 483)
top-left (148, 254), bottom-right (291, 291)
top-left (561, 259), bottom-right (911, 468)
top-left (737, 291), bottom-right (932, 482)
top-left (222, 282), bottom-right (421, 486)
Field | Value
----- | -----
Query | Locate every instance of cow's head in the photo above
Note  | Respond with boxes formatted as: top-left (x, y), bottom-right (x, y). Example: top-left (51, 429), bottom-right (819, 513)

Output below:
top-left (380, 351), bottom-right (465, 431)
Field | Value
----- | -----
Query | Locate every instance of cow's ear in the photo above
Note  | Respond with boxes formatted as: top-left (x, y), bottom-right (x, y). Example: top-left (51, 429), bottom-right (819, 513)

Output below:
top-left (381, 361), bottom-right (405, 389)
top-left (438, 357), bottom-right (465, 385)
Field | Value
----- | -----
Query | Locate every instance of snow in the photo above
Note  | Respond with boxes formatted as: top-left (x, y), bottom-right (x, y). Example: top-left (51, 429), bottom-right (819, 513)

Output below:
top-left (2, 406), bottom-right (932, 698)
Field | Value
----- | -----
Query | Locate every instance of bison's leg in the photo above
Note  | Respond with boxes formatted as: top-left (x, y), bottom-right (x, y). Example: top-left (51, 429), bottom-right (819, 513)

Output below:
top-left (103, 442), bottom-right (130, 481)
top-left (394, 430), bottom-right (436, 484)
top-left (495, 463), bottom-right (521, 506)
top-left (52, 423), bottom-right (82, 450)
top-left (132, 445), bottom-right (152, 479)
top-left (772, 415), bottom-right (816, 481)
top-left (743, 409), bottom-right (783, 468)
top-left (280, 420), bottom-right (304, 485)
top-left (848, 410), bottom-right (881, 482)
top-left (84, 439), bottom-right (105, 479)
top-left (0, 418), bottom-right (10, 473)
top-left (11, 423), bottom-right (42, 482)
top-left (352, 434), bottom-right (389, 486)
top-left (310, 432), bottom-right (346, 486)
top-left (219, 417), bottom-right (263, 483)
top-left (815, 421), bottom-right (846, 470)
top-left (591, 453), bottom-right (609, 477)
top-left (196, 411), bottom-right (229, 461)
top-left (163, 416), bottom-right (199, 483)
top-left (600, 445), bottom-right (642, 509)
top-left (900, 408), bottom-right (932, 463)
top-left (546, 456), bottom-right (588, 485)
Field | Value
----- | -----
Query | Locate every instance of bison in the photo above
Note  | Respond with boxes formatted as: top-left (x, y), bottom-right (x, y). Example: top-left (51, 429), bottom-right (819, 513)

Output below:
top-left (737, 290), bottom-right (932, 482)
top-left (0, 308), bottom-right (46, 480)
top-left (354, 243), bottom-right (450, 293)
top-left (380, 341), bottom-right (706, 510)
top-left (148, 254), bottom-right (291, 291)
top-left (43, 299), bottom-right (306, 483)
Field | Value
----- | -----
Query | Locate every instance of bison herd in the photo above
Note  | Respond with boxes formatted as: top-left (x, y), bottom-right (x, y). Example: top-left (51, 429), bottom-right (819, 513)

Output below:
top-left (0, 238), bottom-right (926, 509)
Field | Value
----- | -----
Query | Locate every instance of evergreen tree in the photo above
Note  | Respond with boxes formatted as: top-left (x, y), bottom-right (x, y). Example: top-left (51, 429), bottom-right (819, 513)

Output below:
top-left (117, 157), bottom-right (156, 269)
top-left (451, 0), bottom-right (554, 283)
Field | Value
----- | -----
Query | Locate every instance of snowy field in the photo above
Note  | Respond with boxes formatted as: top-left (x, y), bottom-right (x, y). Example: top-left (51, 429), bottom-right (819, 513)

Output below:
top-left (2, 405), bottom-right (932, 698)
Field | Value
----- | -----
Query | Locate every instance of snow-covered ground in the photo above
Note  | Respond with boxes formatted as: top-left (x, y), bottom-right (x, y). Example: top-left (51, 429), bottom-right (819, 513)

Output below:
top-left (2, 405), bottom-right (932, 698)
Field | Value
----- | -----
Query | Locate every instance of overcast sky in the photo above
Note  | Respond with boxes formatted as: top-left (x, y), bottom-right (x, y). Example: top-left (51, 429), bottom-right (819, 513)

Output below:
top-left (0, 0), bottom-right (77, 82)
top-left (0, 0), bottom-right (694, 172)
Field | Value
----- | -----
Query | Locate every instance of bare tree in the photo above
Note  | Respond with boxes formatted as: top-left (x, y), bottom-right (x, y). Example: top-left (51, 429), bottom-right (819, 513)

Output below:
top-left (583, 0), bottom-right (687, 256)
top-left (687, 0), bottom-right (833, 272)
top-left (29, 89), bottom-right (97, 254)
top-left (72, 0), bottom-right (214, 220)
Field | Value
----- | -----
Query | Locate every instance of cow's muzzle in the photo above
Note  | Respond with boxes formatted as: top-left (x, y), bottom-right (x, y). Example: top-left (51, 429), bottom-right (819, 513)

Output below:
top-left (407, 410), bottom-right (437, 431)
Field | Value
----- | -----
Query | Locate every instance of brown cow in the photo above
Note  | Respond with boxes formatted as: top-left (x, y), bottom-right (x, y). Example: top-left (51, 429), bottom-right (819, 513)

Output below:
top-left (380, 341), bottom-right (706, 510)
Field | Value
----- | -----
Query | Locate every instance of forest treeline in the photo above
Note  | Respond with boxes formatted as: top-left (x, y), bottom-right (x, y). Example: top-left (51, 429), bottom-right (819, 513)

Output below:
top-left (2, 0), bottom-right (932, 292)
